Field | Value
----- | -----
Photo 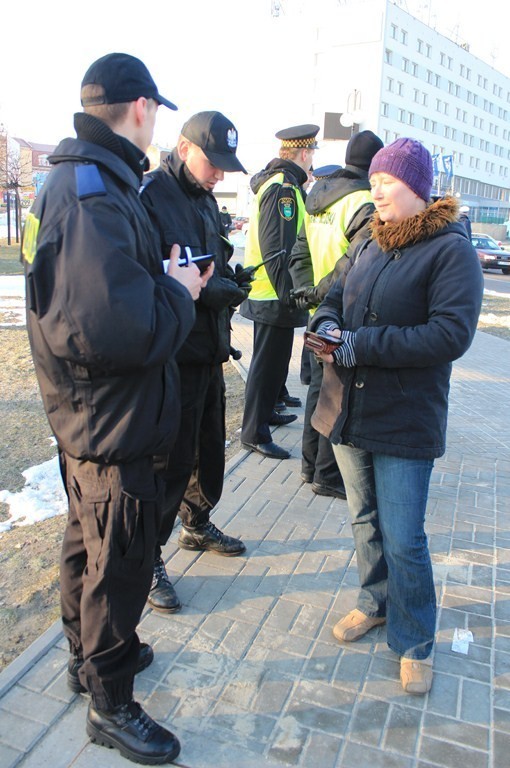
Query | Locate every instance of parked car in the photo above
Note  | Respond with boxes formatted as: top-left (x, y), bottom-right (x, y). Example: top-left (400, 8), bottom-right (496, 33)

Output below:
top-left (231, 216), bottom-right (249, 231)
top-left (471, 233), bottom-right (510, 275)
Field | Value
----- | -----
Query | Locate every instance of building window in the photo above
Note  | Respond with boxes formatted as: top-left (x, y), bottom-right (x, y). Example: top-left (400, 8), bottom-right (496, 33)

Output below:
top-left (427, 70), bottom-right (433, 84)
top-left (391, 23), bottom-right (397, 39)
top-left (402, 57), bottom-right (409, 73)
top-left (385, 49), bottom-right (392, 64)
top-left (413, 88), bottom-right (419, 102)
top-left (381, 102), bottom-right (388, 117)
top-left (397, 81), bottom-right (404, 96)
top-left (411, 62), bottom-right (418, 76)
top-left (386, 77), bottom-right (394, 92)
top-left (435, 74), bottom-right (441, 87)
top-left (398, 108), bottom-right (405, 122)
top-left (423, 117), bottom-right (429, 130)
top-left (417, 38), bottom-right (423, 54)
top-left (422, 93), bottom-right (428, 106)
top-left (426, 43), bottom-right (432, 58)
top-left (401, 29), bottom-right (408, 45)
top-left (407, 112), bottom-right (414, 126)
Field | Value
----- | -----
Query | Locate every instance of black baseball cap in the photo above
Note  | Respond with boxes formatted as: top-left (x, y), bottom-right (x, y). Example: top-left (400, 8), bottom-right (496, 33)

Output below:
top-left (81, 52), bottom-right (177, 111)
top-left (181, 111), bottom-right (247, 173)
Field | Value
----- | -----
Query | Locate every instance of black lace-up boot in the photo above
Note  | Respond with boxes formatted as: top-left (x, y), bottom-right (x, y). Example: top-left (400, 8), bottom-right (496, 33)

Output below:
top-left (86, 700), bottom-right (180, 764)
top-left (178, 521), bottom-right (246, 556)
top-left (148, 556), bottom-right (182, 613)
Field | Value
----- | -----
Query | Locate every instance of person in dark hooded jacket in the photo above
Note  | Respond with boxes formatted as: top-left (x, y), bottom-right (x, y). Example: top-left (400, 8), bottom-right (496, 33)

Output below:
top-left (141, 111), bottom-right (251, 614)
top-left (310, 138), bottom-right (483, 695)
top-left (239, 124), bottom-right (318, 459)
top-left (289, 130), bottom-right (384, 499)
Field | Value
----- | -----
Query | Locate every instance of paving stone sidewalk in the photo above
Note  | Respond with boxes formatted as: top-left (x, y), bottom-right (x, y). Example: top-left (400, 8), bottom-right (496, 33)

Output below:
top-left (0, 312), bottom-right (509, 768)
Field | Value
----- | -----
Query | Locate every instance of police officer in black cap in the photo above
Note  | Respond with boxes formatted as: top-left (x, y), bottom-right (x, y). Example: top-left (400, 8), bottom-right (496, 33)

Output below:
top-left (240, 124), bottom-right (318, 459)
top-left (22, 52), bottom-right (207, 763)
top-left (141, 111), bottom-right (250, 614)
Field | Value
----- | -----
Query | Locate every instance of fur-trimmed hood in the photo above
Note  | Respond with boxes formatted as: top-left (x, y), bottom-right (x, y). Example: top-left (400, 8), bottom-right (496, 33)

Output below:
top-left (370, 195), bottom-right (461, 252)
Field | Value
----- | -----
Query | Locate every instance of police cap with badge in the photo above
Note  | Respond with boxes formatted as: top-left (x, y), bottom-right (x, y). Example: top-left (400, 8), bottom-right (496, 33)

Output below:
top-left (275, 124), bottom-right (320, 149)
top-left (181, 111), bottom-right (247, 174)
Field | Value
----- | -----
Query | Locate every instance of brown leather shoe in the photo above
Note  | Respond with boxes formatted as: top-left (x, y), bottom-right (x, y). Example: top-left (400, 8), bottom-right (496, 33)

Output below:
top-left (400, 657), bottom-right (433, 694)
top-left (332, 609), bottom-right (386, 642)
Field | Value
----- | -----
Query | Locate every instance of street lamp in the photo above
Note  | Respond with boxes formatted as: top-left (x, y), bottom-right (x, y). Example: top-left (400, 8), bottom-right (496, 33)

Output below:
top-left (340, 89), bottom-right (364, 133)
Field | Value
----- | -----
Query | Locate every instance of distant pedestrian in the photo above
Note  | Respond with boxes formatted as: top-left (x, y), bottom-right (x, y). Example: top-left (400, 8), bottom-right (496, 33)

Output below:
top-left (459, 204), bottom-right (472, 240)
top-left (220, 205), bottom-right (233, 236)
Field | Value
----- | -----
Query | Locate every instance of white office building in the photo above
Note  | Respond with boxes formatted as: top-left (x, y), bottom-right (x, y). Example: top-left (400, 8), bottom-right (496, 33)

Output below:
top-left (310, 0), bottom-right (510, 224)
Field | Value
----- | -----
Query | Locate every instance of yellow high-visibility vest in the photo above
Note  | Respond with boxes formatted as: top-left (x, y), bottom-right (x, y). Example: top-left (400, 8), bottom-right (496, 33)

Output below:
top-left (305, 189), bottom-right (373, 285)
top-left (244, 173), bottom-right (306, 301)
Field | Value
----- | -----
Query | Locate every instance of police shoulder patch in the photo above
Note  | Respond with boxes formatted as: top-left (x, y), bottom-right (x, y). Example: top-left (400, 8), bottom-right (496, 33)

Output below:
top-left (278, 196), bottom-right (295, 221)
top-left (75, 164), bottom-right (107, 199)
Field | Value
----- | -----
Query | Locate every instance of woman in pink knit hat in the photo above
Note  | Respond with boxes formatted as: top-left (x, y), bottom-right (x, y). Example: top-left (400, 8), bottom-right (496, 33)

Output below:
top-left (308, 137), bottom-right (483, 694)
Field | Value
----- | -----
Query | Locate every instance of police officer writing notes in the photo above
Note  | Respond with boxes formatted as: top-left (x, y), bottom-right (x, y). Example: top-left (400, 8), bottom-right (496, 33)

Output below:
top-left (22, 53), bottom-right (208, 764)
top-left (141, 111), bottom-right (250, 614)
top-left (240, 125), bottom-right (318, 459)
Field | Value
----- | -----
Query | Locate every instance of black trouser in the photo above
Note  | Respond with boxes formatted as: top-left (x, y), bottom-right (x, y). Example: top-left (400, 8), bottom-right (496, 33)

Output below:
top-left (241, 322), bottom-right (295, 445)
top-left (60, 452), bottom-right (158, 711)
top-left (154, 363), bottom-right (226, 552)
top-left (302, 353), bottom-right (343, 486)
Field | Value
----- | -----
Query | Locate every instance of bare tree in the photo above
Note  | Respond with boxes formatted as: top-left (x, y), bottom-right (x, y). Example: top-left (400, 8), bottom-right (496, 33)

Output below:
top-left (0, 126), bottom-right (32, 244)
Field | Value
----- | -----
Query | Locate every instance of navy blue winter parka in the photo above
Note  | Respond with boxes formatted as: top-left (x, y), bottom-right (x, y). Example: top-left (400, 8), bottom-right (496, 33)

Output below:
top-left (23, 122), bottom-right (196, 464)
top-left (310, 196), bottom-right (484, 459)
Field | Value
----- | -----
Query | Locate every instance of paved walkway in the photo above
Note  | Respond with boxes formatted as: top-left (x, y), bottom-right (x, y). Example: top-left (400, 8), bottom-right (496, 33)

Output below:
top-left (1, 312), bottom-right (509, 768)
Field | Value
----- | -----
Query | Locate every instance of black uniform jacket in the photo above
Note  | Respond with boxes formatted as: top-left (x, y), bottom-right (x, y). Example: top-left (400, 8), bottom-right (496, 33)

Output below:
top-left (289, 168), bottom-right (375, 301)
top-left (311, 197), bottom-right (484, 460)
top-left (141, 152), bottom-right (244, 366)
top-left (240, 158), bottom-right (309, 328)
top-left (23, 122), bottom-right (195, 464)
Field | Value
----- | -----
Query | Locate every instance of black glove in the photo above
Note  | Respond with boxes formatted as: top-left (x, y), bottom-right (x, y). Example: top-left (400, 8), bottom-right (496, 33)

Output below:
top-left (289, 286), bottom-right (320, 310)
top-left (229, 282), bottom-right (252, 307)
top-left (233, 262), bottom-right (257, 287)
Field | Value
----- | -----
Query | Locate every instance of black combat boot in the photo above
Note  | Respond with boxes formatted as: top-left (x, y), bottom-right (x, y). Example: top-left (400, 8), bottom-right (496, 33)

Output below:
top-left (178, 521), bottom-right (246, 556)
top-left (148, 557), bottom-right (182, 613)
top-left (87, 700), bottom-right (180, 764)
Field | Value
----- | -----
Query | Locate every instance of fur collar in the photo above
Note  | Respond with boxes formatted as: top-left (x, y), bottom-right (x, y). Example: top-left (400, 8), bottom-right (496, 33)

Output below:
top-left (370, 196), bottom-right (459, 251)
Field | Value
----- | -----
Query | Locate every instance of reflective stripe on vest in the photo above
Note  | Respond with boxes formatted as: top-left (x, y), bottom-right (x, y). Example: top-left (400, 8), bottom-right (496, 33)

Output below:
top-left (244, 173), bottom-right (306, 301)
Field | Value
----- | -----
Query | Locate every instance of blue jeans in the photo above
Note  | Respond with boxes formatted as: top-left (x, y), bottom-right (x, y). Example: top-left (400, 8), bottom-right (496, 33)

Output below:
top-left (332, 445), bottom-right (436, 659)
